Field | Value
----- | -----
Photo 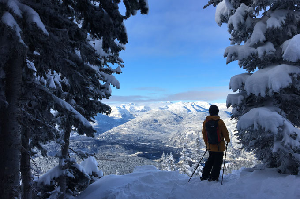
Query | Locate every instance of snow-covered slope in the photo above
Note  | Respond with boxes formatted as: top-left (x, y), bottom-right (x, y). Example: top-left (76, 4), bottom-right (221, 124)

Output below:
top-left (93, 103), bottom-right (151, 134)
top-left (77, 165), bottom-right (300, 199)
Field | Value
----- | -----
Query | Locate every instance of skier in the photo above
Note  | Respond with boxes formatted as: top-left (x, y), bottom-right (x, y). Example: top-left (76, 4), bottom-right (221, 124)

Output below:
top-left (201, 105), bottom-right (230, 181)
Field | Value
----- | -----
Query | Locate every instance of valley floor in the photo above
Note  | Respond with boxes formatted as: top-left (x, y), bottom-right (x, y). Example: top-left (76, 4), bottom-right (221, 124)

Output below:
top-left (77, 165), bottom-right (300, 199)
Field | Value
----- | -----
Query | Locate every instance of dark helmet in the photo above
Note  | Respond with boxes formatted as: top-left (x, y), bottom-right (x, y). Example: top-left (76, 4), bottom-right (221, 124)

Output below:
top-left (209, 105), bottom-right (219, 116)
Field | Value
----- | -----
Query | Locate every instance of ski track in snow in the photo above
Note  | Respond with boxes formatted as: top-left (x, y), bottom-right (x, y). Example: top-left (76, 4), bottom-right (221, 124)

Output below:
top-left (77, 165), bottom-right (300, 199)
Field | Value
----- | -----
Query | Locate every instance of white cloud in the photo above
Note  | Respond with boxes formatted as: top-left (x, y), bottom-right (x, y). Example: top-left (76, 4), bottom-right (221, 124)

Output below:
top-left (103, 87), bottom-right (233, 104)
top-left (134, 87), bottom-right (167, 91)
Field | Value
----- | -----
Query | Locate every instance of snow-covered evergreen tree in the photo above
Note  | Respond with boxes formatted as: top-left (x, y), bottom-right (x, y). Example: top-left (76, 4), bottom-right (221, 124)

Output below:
top-left (0, 0), bottom-right (148, 197)
top-left (177, 144), bottom-right (192, 176)
top-left (190, 136), bottom-right (202, 161)
top-left (36, 156), bottom-right (103, 198)
top-left (160, 152), bottom-right (177, 171)
top-left (205, 0), bottom-right (300, 174)
top-left (166, 152), bottom-right (177, 171)
top-left (160, 152), bottom-right (168, 170)
top-left (188, 135), bottom-right (205, 176)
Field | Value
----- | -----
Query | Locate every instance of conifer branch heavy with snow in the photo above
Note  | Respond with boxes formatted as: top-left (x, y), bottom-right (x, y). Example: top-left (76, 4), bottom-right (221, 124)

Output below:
top-left (206, 0), bottom-right (300, 174)
top-left (0, 0), bottom-right (148, 198)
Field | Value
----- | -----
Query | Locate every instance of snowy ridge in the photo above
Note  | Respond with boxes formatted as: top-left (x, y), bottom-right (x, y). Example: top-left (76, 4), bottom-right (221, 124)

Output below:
top-left (93, 103), bottom-right (154, 134)
top-left (77, 165), bottom-right (300, 199)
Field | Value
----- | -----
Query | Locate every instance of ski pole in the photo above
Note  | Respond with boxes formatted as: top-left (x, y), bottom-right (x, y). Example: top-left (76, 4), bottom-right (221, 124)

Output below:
top-left (221, 142), bottom-right (228, 185)
top-left (188, 149), bottom-right (207, 182)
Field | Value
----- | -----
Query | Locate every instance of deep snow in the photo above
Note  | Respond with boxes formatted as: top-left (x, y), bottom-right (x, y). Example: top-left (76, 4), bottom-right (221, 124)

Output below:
top-left (77, 165), bottom-right (300, 199)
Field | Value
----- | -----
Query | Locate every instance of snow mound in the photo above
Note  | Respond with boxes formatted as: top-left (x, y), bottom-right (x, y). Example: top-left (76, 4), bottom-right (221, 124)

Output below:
top-left (77, 166), bottom-right (300, 199)
top-left (80, 156), bottom-right (103, 177)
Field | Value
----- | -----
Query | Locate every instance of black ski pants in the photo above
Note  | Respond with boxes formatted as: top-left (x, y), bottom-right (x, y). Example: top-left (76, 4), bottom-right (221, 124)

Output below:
top-left (202, 151), bottom-right (224, 180)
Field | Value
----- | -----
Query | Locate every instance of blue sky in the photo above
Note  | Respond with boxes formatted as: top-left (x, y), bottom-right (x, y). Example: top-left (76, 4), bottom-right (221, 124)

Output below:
top-left (103, 0), bottom-right (244, 104)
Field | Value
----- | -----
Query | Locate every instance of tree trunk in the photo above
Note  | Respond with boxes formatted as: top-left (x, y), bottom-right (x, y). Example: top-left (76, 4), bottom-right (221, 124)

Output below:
top-left (0, 48), bottom-right (24, 198)
top-left (59, 121), bottom-right (71, 199)
top-left (21, 128), bottom-right (33, 199)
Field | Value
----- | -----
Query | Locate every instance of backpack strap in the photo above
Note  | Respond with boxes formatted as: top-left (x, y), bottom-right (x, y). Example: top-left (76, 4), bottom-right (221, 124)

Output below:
top-left (205, 119), bottom-right (210, 150)
top-left (216, 119), bottom-right (220, 151)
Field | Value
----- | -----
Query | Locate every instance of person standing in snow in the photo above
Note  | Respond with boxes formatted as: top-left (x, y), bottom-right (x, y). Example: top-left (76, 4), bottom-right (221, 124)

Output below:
top-left (201, 105), bottom-right (230, 181)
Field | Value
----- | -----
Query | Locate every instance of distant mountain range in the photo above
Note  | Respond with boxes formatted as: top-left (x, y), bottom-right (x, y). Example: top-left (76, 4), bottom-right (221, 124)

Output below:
top-left (93, 101), bottom-right (251, 160)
